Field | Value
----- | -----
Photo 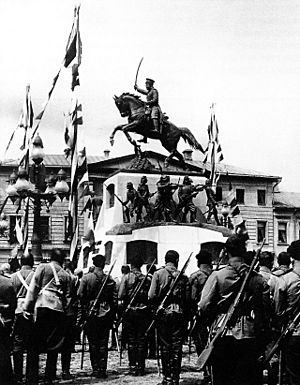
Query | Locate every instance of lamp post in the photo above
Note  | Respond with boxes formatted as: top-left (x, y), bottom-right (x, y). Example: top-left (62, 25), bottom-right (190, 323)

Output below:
top-left (6, 134), bottom-right (69, 264)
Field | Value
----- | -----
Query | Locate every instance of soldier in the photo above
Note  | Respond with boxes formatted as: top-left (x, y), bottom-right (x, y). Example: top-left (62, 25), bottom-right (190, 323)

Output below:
top-left (153, 175), bottom-right (178, 222)
top-left (148, 250), bottom-right (190, 385)
top-left (189, 250), bottom-right (213, 355)
top-left (11, 252), bottom-right (35, 385)
top-left (23, 249), bottom-right (72, 385)
top-left (175, 176), bottom-right (203, 223)
top-left (272, 251), bottom-right (291, 276)
top-left (77, 254), bottom-right (117, 379)
top-left (134, 77), bottom-right (161, 143)
top-left (118, 255), bottom-right (151, 375)
top-left (199, 234), bottom-right (270, 385)
top-left (0, 269), bottom-right (16, 385)
top-left (123, 182), bottom-right (138, 223)
top-left (146, 262), bottom-right (157, 359)
top-left (204, 179), bottom-right (220, 225)
top-left (273, 240), bottom-right (300, 385)
top-left (58, 261), bottom-right (80, 380)
top-left (136, 176), bottom-right (152, 222)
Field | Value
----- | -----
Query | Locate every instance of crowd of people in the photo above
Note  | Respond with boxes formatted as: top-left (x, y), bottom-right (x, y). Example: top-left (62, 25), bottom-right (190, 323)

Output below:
top-left (0, 235), bottom-right (299, 385)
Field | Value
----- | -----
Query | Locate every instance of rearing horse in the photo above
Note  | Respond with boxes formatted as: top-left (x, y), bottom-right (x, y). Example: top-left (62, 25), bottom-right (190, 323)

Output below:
top-left (110, 93), bottom-right (205, 167)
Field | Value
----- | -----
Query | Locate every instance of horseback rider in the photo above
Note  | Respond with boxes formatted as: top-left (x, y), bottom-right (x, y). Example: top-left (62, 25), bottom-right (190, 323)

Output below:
top-left (134, 78), bottom-right (161, 143)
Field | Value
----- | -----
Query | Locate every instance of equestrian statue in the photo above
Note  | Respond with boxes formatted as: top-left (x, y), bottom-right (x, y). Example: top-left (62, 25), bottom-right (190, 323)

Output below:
top-left (110, 60), bottom-right (205, 167)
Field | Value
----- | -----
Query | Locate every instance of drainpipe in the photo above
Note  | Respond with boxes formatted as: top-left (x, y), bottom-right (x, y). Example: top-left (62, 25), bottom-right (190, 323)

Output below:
top-left (272, 180), bottom-right (281, 254)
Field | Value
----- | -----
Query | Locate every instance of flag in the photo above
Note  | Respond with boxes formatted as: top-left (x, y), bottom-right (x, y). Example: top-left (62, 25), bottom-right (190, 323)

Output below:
top-left (225, 181), bottom-right (243, 230)
top-left (203, 104), bottom-right (224, 191)
top-left (64, 6), bottom-right (82, 68)
top-left (31, 6), bottom-right (82, 140)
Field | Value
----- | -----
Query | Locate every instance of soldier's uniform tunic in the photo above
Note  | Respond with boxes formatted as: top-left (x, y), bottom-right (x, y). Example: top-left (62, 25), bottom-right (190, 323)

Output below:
top-left (153, 178), bottom-right (178, 222)
top-left (11, 265), bottom-right (34, 384)
top-left (23, 261), bottom-right (72, 384)
top-left (189, 264), bottom-right (212, 355)
top-left (118, 267), bottom-right (151, 375)
top-left (148, 262), bottom-right (190, 385)
top-left (175, 182), bottom-right (198, 222)
top-left (136, 86), bottom-right (160, 120)
top-left (78, 267), bottom-right (117, 377)
top-left (0, 274), bottom-right (16, 385)
top-left (136, 181), bottom-right (151, 222)
top-left (274, 266), bottom-right (300, 385)
top-left (199, 262), bottom-right (270, 385)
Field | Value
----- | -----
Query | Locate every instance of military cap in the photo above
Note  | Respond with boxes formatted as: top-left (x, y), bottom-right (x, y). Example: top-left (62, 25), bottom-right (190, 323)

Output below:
top-left (92, 253), bottom-right (106, 265)
top-left (145, 78), bottom-right (155, 84)
top-left (287, 240), bottom-right (300, 260)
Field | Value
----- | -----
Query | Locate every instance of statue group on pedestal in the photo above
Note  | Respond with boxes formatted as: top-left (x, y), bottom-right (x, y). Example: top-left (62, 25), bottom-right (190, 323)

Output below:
top-left (121, 175), bottom-right (220, 225)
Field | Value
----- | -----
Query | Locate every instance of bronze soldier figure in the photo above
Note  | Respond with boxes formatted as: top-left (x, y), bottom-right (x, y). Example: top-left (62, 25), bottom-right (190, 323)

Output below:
top-left (10, 252), bottom-right (35, 385)
top-left (148, 250), bottom-right (190, 385)
top-left (153, 175), bottom-right (178, 222)
top-left (204, 179), bottom-right (220, 225)
top-left (136, 176), bottom-right (152, 222)
top-left (198, 235), bottom-right (270, 385)
top-left (134, 78), bottom-right (161, 143)
top-left (123, 182), bottom-right (138, 223)
top-left (77, 254), bottom-right (117, 379)
top-left (118, 255), bottom-right (151, 375)
top-left (175, 176), bottom-right (203, 223)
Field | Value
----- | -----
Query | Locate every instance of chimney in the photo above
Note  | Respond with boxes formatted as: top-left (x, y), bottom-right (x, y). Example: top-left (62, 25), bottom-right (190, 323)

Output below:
top-left (104, 149), bottom-right (110, 159)
top-left (182, 149), bottom-right (193, 161)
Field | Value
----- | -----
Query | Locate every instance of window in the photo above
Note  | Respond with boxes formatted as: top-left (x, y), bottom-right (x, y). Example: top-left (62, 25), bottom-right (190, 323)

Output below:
top-left (40, 216), bottom-right (51, 241)
top-left (236, 189), bottom-right (245, 204)
top-left (126, 240), bottom-right (157, 265)
top-left (216, 186), bottom-right (222, 202)
top-left (105, 241), bottom-right (113, 264)
top-left (64, 216), bottom-right (71, 242)
top-left (106, 184), bottom-right (115, 208)
top-left (9, 215), bottom-right (21, 244)
top-left (257, 221), bottom-right (267, 243)
top-left (257, 190), bottom-right (266, 206)
top-left (278, 222), bottom-right (288, 244)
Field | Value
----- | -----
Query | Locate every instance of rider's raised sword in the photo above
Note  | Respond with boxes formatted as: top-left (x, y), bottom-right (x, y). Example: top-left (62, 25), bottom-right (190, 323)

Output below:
top-left (134, 57), bottom-right (144, 88)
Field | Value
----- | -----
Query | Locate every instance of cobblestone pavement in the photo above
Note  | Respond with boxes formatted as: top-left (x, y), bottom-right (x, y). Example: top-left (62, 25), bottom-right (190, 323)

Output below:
top-left (38, 343), bottom-right (205, 385)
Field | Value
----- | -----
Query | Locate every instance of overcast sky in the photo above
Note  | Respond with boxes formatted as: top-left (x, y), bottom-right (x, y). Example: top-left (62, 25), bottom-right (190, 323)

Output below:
top-left (1, 0), bottom-right (300, 191)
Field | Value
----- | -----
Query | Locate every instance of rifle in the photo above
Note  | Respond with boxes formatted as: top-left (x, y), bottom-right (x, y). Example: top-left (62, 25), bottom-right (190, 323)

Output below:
top-left (263, 308), bottom-right (300, 366)
top-left (145, 252), bottom-right (192, 335)
top-left (103, 182), bottom-right (129, 222)
top-left (80, 259), bottom-right (117, 369)
top-left (197, 239), bottom-right (265, 370)
top-left (117, 260), bottom-right (155, 328)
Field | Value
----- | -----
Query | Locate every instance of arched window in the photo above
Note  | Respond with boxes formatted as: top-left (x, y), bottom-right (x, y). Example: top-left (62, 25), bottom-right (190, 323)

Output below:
top-left (126, 240), bottom-right (157, 265)
top-left (106, 183), bottom-right (115, 208)
top-left (201, 241), bottom-right (224, 264)
top-left (105, 241), bottom-right (113, 264)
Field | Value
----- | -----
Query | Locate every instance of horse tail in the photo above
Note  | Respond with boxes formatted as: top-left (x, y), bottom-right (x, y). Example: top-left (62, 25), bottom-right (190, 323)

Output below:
top-left (179, 127), bottom-right (205, 154)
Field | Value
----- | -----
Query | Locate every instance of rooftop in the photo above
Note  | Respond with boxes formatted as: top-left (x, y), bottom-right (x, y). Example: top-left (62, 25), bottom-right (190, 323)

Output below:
top-left (1, 151), bottom-right (281, 180)
top-left (274, 191), bottom-right (300, 208)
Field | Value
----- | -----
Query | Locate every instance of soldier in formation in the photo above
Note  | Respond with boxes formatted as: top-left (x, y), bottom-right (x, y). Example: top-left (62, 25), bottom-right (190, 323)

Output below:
top-left (3, 237), bottom-right (300, 385)
top-left (148, 250), bottom-right (190, 385)
top-left (77, 253), bottom-right (117, 379)
top-left (118, 255), bottom-right (151, 375)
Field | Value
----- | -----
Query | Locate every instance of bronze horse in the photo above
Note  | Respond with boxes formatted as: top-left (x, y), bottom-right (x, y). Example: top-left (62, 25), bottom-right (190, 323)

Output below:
top-left (111, 93), bottom-right (205, 167)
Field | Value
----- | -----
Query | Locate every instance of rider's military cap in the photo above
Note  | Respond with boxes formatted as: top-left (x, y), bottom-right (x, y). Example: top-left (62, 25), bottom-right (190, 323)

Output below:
top-left (145, 78), bottom-right (155, 84)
